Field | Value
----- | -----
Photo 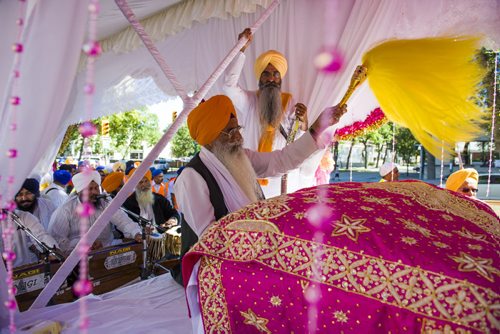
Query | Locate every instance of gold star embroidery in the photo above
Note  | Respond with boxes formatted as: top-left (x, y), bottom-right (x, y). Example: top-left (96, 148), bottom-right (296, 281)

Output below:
top-left (375, 217), bottom-right (390, 225)
top-left (437, 230), bottom-right (452, 237)
top-left (270, 296), bottom-right (282, 307)
top-left (441, 214), bottom-right (453, 221)
top-left (417, 215), bottom-right (429, 222)
top-left (454, 227), bottom-right (487, 242)
top-left (401, 236), bottom-right (417, 245)
top-left (433, 241), bottom-right (449, 249)
top-left (240, 308), bottom-right (271, 333)
top-left (360, 206), bottom-right (374, 212)
top-left (467, 244), bottom-right (483, 251)
top-left (449, 252), bottom-right (499, 282)
top-left (294, 212), bottom-right (305, 220)
top-left (361, 196), bottom-right (393, 205)
top-left (344, 198), bottom-right (356, 203)
top-left (388, 206), bottom-right (402, 213)
top-left (333, 310), bottom-right (349, 323)
top-left (399, 219), bottom-right (432, 238)
top-left (331, 215), bottom-right (370, 242)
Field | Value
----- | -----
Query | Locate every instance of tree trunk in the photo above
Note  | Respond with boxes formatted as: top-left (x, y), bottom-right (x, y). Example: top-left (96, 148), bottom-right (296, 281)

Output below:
top-left (333, 141), bottom-right (339, 171)
top-left (345, 140), bottom-right (355, 170)
top-left (375, 144), bottom-right (382, 168)
top-left (464, 142), bottom-right (470, 165)
top-left (363, 142), bottom-right (368, 169)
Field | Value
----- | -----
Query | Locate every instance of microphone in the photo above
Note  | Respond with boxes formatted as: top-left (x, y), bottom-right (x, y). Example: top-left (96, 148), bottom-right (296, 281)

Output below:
top-left (95, 194), bottom-right (109, 200)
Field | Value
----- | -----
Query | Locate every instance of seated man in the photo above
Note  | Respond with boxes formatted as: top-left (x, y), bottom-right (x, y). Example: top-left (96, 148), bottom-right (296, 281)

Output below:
top-left (42, 170), bottom-right (71, 207)
top-left (15, 178), bottom-right (56, 230)
top-left (445, 168), bottom-right (479, 198)
top-left (123, 168), bottom-right (179, 230)
top-left (379, 162), bottom-right (399, 182)
top-left (0, 209), bottom-right (59, 268)
top-left (48, 171), bottom-right (142, 255)
top-left (173, 95), bottom-right (346, 284)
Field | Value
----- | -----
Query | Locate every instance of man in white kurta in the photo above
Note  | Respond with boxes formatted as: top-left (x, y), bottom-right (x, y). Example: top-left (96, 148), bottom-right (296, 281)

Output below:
top-left (222, 29), bottom-right (311, 198)
top-left (0, 210), bottom-right (58, 268)
top-left (15, 178), bottom-right (56, 231)
top-left (42, 170), bottom-right (71, 207)
top-left (48, 171), bottom-right (142, 255)
top-left (174, 95), bottom-right (346, 333)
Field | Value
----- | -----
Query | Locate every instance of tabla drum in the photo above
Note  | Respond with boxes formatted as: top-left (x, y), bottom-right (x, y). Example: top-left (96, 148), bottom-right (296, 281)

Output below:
top-left (165, 226), bottom-right (181, 256)
top-left (147, 232), bottom-right (166, 262)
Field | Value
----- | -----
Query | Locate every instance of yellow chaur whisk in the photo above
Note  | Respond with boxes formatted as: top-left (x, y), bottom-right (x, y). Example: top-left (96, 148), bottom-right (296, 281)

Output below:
top-left (339, 36), bottom-right (486, 158)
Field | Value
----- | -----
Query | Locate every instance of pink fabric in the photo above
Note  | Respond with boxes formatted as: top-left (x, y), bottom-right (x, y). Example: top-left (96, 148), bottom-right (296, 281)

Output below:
top-left (184, 181), bottom-right (499, 333)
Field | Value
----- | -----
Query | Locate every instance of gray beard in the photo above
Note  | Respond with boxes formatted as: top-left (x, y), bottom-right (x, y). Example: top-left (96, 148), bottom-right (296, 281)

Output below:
top-left (210, 139), bottom-right (260, 203)
top-left (258, 84), bottom-right (282, 130)
top-left (136, 189), bottom-right (154, 207)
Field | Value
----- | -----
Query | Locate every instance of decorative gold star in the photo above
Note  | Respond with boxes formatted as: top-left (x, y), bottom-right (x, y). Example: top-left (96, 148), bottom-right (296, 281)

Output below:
top-left (270, 296), bottom-right (282, 307)
top-left (333, 310), bottom-right (349, 323)
top-left (399, 219), bottom-right (432, 238)
top-left (360, 206), bottom-right (374, 212)
top-left (441, 214), bottom-right (453, 221)
top-left (437, 230), bottom-right (452, 237)
top-left (375, 217), bottom-right (390, 225)
top-left (454, 227), bottom-right (487, 242)
top-left (361, 196), bottom-right (393, 205)
top-left (331, 215), bottom-right (371, 242)
top-left (433, 241), bottom-right (449, 249)
top-left (294, 212), bottom-right (305, 220)
top-left (401, 236), bottom-right (417, 245)
top-left (240, 308), bottom-right (271, 333)
top-left (417, 215), bottom-right (429, 222)
top-left (449, 252), bottom-right (499, 282)
top-left (467, 244), bottom-right (483, 251)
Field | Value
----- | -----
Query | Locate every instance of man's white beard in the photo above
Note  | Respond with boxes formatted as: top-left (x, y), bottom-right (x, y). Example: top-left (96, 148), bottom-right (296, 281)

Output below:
top-left (136, 189), bottom-right (154, 207)
top-left (258, 83), bottom-right (282, 130)
top-left (211, 139), bottom-right (260, 203)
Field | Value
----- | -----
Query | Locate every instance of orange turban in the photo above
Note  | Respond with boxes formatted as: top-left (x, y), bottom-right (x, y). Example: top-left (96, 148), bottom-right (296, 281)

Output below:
top-left (187, 95), bottom-right (237, 146)
top-left (254, 50), bottom-right (288, 80)
top-left (102, 172), bottom-right (124, 193)
top-left (127, 168), bottom-right (152, 182)
top-left (445, 168), bottom-right (478, 192)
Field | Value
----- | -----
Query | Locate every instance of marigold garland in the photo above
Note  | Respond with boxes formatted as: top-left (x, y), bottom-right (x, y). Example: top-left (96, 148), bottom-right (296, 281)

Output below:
top-left (334, 108), bottom-right (387, 141)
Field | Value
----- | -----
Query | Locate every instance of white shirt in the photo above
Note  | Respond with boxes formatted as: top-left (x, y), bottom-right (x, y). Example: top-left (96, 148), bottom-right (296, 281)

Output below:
top-left (48, 194), bottom-right (141, 254)
top-left (31, 196), bottom-right (56, 231)
top-left (0, 210), bottom-right (58, 268)
top-left (175, 132), bottom-right (321, 237)
top-left (223, 52), bottom-right (320, 198)
top-left (42, 183), bottom-right (68, 208)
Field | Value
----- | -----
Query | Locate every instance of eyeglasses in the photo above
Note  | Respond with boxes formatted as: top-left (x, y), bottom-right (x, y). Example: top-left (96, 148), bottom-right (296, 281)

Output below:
top-left (221, 125), bottom-right (243, 137)
top-left (461, 187), bottom-right (478, 193)
top-left (260, 71), bottom-right (281, 80)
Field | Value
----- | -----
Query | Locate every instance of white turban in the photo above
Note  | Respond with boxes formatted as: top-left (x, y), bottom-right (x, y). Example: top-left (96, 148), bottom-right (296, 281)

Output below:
top-left (72, 170), bottom-right (101, 193)
top-left (379, 162), bottom-right (399, 177)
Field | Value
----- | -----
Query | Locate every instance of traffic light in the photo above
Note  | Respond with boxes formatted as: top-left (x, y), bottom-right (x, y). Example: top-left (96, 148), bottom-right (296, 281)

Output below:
top-left (101, 119), bottom-right (110, 136)
top-left (172, 111), bottom-right (178, 122)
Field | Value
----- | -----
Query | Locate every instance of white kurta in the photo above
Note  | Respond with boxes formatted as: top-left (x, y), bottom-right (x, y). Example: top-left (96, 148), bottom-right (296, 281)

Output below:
top-left (223, 52), bottom-right (319, 198)
top-left (32, 196), bottom-right (56, 231)
top-left (42, 183), bottom-right (69, 208)
top-left (175, 132), bottom-right (321, 237)
top-left (48, 194), bottom-right (141, 254)
top-left (0, 210), bottom-right (58, 268)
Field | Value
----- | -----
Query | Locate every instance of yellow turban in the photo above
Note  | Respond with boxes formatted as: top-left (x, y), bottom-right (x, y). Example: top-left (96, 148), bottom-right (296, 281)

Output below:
top-left (254, 50), bottom-right (288, 80)
top-left (127, 168), bottom-right (152, 182)
top-left (112, 161), bottom-right (126, 172)
top-left (188, 95), bottom-right (237, 146)
top-left (102, 172), bottom-right (124, 193)
top-left (445, 168), bottom-right (478, 192)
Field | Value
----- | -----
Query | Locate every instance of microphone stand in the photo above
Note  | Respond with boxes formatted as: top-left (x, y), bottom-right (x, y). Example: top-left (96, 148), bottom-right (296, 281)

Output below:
top-left (7, 210), bottom-right (64, 304)
top-left (99, 196), bottom-right (152, 280)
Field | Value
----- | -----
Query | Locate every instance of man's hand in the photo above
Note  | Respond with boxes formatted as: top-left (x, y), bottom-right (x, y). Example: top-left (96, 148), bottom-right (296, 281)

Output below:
top-left (309, 104), bottom-right (348, 140)
top-left (91, 240), bottom-right (103, 251)
top-left (294, 103), bottom-right (308, 130)
top-left (238, 28), bottom-right (253, 52)
top-left (161, 218), bottom-right (178, 230)
top-left (134, 233), bottom-right (143, 243)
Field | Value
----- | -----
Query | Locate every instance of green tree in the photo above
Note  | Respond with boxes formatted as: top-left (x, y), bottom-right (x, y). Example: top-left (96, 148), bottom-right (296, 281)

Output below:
top-left (395, 127), bottom-right (419, 174)
top-left (107, 108), bottom-right (162, 159)
top-left (171, 124), bottom-right (199, 158)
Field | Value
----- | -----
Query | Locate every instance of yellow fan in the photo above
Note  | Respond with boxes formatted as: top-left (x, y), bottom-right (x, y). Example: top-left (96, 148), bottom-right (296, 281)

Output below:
top-left (340, 36), bottom-right (486, 158)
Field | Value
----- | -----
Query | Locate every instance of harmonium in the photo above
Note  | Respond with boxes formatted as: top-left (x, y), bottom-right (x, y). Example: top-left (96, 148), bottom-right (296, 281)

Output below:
top-left (87, 240), bottom-right (143, 295)
top-left (13, 262), bottom-right (73, 312)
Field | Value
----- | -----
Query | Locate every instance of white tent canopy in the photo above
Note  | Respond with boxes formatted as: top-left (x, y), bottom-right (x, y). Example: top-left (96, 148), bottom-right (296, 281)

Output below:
top-left (0, 0), bottom-right (499, 326)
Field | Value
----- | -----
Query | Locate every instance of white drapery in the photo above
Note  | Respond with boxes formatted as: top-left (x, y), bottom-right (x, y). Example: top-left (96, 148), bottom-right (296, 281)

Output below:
top-left (0, 0), bottom-right (498, 324)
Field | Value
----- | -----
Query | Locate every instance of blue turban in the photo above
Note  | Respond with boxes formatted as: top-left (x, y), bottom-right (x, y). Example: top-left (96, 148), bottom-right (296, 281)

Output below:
top-left (20, 178), bottom-right (40, 197)
top-left (152, 169), bottom-right (163, 178)
top-left (53, 170), bottom-right (72, 185)
top-left (96, 166), bottom-right (105, 171)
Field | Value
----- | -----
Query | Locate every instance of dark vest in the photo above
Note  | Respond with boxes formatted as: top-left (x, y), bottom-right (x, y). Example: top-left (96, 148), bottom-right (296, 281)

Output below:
top-left (171, 153), bottom-right (228, 285)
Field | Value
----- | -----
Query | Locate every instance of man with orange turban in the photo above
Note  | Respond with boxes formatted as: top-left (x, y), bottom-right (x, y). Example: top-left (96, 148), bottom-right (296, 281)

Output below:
top-left (172, 95), bottom-right (347, 285)
top-left (445, 168), bottom-right (479, 198)
top-left (122, 168), bottom-right (179, 232)
top-left (223, 28), bottom-right (309, 198)
top-left (102, 171), bottom-right (125, 197)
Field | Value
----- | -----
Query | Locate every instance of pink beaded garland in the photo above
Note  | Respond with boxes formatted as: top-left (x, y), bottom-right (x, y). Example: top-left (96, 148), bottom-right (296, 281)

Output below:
top-left (2, 251), bottom-right (16, 262)
top-left (10, 96), bottom-right (20, 105)
top-left (82, 41), bottom-right (102, 57)
top-left (12, 43), bottom-right (23, 53)
top-left (73, 279), bottom-right (93, 296)
top-left (84, 83), bottom-right (95, 94)
top-left (4, 299), bottom-right (17, 311)
top-left (314, 46), bottom-right (344, 73)
top-left (7, 149), bottom-right (17, 158)
top-left (78, 122), bottom-right (97, 138)
top-left (77, 202), bottom-right (95, 218)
